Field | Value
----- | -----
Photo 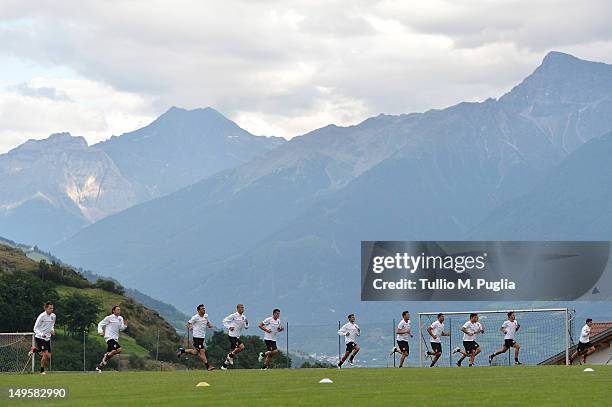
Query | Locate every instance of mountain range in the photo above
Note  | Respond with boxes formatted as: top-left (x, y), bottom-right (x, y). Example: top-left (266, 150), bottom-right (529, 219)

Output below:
top-left (37, 51), bottom-right (612, 319)
top-left (0, 107), bottom-right (283, 246)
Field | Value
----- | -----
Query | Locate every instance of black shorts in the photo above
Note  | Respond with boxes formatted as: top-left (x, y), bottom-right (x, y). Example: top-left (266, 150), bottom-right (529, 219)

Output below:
top-left (106, 339), bottom-right (121, 353)
top-left (345, 342), bottom-right (357, 353)
top-left (229, 336), bottom-right (243, 350)
top-left (396, 340), bottom-right (409, 353)
top-left (504, 339), bottom-right (516, 348)
top-left (463, 341), bottom-right (479, 353)
top-left (577, 341), bottom-right (592, 352)
top-left (35, 338), bottom-right (51, 353)
top-left (265, 340), bottom-right (277, 352)
top-left (193, 337), bottom-right (205, 351)
top-left (430, 342), bottom-right (442, 353)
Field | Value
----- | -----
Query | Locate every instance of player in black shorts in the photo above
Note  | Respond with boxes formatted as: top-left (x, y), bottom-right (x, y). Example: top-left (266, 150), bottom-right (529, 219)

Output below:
top-left (176, 304), bottom-right (215, 371)
top-left (337, 314), bottom-right (360, 368)
top-left (489, 312), bottom-right (522, 365)
top-left (390, 311), bottom-right (413, 368)
top-left (570, 319), bottom-right (596, 364)
top-left (426, 313), bottom-right (450, 367)
top-left (454, 313), bottom-right (484, 367)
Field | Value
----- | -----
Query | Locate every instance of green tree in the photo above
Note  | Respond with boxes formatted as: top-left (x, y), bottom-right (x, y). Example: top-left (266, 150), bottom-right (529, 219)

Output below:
top-left (0, 270), bottom-right (58, 331)
top-left (57, 292), bottom-right (100, 336)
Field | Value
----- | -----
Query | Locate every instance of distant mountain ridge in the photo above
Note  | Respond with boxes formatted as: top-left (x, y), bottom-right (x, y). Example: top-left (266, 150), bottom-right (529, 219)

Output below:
top-left (53, 52), bottom-right (612, 319)
top-left (0, 107), bottom-right (284, 247)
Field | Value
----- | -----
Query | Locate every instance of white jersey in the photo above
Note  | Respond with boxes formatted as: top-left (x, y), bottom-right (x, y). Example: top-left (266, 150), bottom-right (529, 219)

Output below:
top-left (261, 317), bottom-right (282, 341)
top-left (501, 320), bottom-right (519, 340)
top-left (579, 324), bottom-right (591, 343)
top-left (338, 322), bottom-right (360, 344)
top-left (33, 311), bottom-right (56, 341)
top-left (429, 320), bottom-right (444, 343)
top-left (97, 314), bottom-right (127, 341)
top-left (462, 321), bottom-right (483, 341)
top-left (396, 319), bottom-right (411, 341)
top-left (223, 312), bottom-right (248, 338)
top-left (188, 313), bottom-right (210, 339)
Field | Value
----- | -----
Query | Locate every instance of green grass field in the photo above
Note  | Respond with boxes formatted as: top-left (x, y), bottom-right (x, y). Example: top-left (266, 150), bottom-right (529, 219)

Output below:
top-left (0, 366), bottom-right (610, 406)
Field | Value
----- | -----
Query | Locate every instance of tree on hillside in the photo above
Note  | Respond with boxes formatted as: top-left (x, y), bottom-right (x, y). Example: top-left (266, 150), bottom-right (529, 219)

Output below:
top-left (57, 292), bottom-right (100, 336)
top-left (0, 271), bottom-right (59, 331)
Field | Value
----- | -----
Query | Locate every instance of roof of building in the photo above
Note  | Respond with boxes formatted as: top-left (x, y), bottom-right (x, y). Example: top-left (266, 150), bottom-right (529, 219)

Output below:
top-left (539, 321), bottom-right (612, 365)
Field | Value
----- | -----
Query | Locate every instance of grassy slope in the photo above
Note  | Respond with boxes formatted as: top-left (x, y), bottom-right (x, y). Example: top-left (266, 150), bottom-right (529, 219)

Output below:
top-left (0, 243), bottom-right (180, 361)
top-left (54, 286), bottom-right (150, 356)
top-left (0, 366), bottom-right (609, 406)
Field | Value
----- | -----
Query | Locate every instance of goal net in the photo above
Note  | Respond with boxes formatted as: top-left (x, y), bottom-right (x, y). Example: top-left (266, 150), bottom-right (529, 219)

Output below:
top-left (0, 333), bottom-right (35, 373)
top-left (418, 308), bottom-right (574, 367)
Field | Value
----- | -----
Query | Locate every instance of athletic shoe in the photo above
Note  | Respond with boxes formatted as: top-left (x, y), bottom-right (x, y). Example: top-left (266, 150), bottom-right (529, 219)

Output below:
top-left (452, 347), bottom-right (461, 354)
top-left (456, 360), bottom-right (462, 367)
top-left (220, 365), bottom-right (227, 370)
top-left (581, 357), bottom-right (587, 364)
top-left (176, 347), bottom-right (185, 358)
top-left (261, 365), bottom-right (268, 370)
top-left (349, 359), bottom-right (354, 366)
top-left (227, 354), bottom-right (234, 366)
top-left (515, 361), bottom-right (523, 365)
top-left (40, 371), bottom-right (46, 375)
top-left (207, 366), bottom-right (216, 371)
top-left (488, 354), bottom-right (494, 365)
top-left (258, 352), bottom-right (264, 363)
top-left (337, 363), bottom-right (342, 369)
top-left (95, 366), bottom-right (102, 373)
top-left (389, 346), bottom-right (399, 355)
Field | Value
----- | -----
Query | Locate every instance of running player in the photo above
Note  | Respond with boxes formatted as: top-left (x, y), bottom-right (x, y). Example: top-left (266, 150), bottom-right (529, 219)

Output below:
top-left (176, 304), bottom-right (215, 371)
top-left (30, 302), bottom-right (56, 374)
top-left (427, 313), bottom-right (450, 367)
top-left (337, 314), bottom-right (360, 368)
top-left (453, 313), bottom-right (484, 367)
top-left (220, 303), bottom-right (249, 370)
top-left (390, 311), bottom-right (413, 368)
top-left (570, 318), bottom-right (596, 364)
top-left (489, 311), bottom-right (522, 365)
top-left (258, 308), bottom-right (284, 369)
top-left (96, 305), bottom-right (128, 372)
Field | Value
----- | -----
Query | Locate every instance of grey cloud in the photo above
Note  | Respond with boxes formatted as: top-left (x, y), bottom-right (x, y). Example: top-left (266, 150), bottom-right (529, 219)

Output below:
top-left (12, 82), bottom-right (72, 101)
top-left (0, 1), bottom-right (611, 139)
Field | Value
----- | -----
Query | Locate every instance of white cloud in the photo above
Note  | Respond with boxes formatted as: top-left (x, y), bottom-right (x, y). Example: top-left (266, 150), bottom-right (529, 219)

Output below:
top-left (0, 77), bottom-right (155, 153)
top-left (0, 0), bottom-right (611, 152)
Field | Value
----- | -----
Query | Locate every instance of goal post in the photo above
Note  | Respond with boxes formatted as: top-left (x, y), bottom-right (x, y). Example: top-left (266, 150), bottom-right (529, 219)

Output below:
top-left (0, 332), bottom-right (35, 373)
top-left (418, 308), bottom-right (574, 367)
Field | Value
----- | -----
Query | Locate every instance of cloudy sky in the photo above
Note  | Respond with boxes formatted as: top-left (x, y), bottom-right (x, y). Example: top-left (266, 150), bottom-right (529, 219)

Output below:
top-left (1, 0), bottom-right (611, 153)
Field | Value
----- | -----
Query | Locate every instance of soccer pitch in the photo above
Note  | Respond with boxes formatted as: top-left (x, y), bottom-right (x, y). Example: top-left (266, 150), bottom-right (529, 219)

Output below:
top-left (1, 366), bottom-right (609, 406)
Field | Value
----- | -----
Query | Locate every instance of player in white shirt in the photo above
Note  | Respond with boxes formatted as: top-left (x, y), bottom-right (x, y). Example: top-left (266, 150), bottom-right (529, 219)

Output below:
top-left (426, 313), bottom-right (450, 367)
top-left (176, 304), bottom-right (215, 371)
top-left (30, 302), bottom-right (56, 374)
top-left (337, 314), bottom-right (360, 368)
top-left (453, 313), bottom-right (484, 367)
top-left (489, 311), bottom-right (522, 365)
top-left (95, 305), bottom-right (128, 372)
top-left (570, 318), bottom-right (596, 364)
top-left (220, 303), bottom-right (249, 370)
top-left (257, 308), bottom-right (284, 369)
top-left (389, 311), bottom-right (413, 368)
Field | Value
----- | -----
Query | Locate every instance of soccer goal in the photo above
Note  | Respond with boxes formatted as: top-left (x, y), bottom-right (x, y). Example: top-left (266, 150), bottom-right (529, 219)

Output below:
top-left (0, 332), bottom-right (35, 373)
top-left (418, 308), bottom-right (574, 367)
